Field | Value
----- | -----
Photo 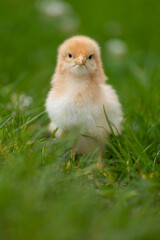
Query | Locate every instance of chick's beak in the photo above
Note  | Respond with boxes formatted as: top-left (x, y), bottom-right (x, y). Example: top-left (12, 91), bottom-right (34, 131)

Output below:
top-left (74, 55), bottom-right (86, 65)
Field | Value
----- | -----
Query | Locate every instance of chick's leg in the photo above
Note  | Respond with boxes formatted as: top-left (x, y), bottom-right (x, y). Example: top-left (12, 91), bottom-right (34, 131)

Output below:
top-left (70, 147), bottom-right (75, 159)
top-left (49, 122), bottom-right (62, 137)
top-left (96, 149), bottom-right (103, 169)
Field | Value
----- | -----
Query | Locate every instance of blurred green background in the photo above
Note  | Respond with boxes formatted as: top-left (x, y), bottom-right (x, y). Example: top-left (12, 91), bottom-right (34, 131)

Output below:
top-left (1, 0), bottom-right (160, 110)
top-left (0, 0), bottom-right (160, 239)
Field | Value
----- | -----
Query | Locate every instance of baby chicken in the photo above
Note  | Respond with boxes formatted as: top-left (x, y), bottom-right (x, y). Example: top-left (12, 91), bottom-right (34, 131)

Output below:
top-left (46, 36), bottom-right (123, 154)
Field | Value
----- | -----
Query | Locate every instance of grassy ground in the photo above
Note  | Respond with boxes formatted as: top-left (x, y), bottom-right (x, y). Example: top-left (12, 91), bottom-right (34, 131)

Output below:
top-left (0, 0), bottom-right (160, 239)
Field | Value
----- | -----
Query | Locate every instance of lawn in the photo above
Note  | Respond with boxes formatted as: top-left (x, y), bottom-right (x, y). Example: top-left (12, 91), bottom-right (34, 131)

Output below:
top-left (0, 0), bottom-right (160, 239)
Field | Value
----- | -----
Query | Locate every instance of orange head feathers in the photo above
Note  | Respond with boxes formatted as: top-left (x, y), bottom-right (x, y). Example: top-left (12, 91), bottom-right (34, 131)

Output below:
top-left (55, 36), bottom-right (107, 83)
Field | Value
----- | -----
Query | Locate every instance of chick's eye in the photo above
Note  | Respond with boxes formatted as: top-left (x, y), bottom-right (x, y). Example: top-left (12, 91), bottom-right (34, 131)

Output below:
top-left (68, 53), bottom-right (72, 58)
top-left (88, 55), bottom-right (93, 60)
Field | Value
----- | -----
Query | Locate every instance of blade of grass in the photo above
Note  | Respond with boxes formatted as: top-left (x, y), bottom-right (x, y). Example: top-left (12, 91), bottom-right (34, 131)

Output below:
top-left (0, 114), bottom-right (13, 130)
top-left (14, 111), bottom-right (45, 132)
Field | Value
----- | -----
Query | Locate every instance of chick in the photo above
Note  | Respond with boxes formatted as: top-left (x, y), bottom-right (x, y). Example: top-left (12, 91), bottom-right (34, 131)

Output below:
top-left (46, 36), bottom-right (123, 154)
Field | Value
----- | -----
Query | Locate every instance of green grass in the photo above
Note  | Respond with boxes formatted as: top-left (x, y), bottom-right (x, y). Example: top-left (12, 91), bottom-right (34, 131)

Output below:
top-left (0, 0), bottom-right (160, 239)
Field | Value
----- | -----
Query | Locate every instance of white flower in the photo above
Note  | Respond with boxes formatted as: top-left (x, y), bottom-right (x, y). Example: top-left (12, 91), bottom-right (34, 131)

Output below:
top-left (11, 93), bottom-right (33, 111)
top-left (105, 38), bottom-right (128, 58)
top-left (36, 0), bottom-right (80, 33)
top-left (19, 94), bottom-right (33, 109)
top-left (37, 1), bottom-right (72, 18)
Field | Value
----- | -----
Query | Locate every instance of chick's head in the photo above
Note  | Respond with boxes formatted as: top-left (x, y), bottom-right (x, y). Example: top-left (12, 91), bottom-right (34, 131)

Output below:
top-left (56, 36), bottom-right (107, 82)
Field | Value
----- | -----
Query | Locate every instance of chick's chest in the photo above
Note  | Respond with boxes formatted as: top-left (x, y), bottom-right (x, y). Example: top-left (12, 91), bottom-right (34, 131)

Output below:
top-left (52, 90), bottom-right (102, 128)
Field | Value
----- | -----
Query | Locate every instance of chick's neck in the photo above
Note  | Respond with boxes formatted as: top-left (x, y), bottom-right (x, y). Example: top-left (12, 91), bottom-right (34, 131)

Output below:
top-left (56, 72), bottom-right (100, 91)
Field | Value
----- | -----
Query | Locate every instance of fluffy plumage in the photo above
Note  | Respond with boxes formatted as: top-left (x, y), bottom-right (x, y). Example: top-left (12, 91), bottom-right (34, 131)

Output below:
top-left (46, 36), bottom-right (123, 154)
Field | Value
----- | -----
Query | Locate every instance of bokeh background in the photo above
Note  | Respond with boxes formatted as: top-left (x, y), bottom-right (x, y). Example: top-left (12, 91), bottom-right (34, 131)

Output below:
top-left (0, 0), bottom-right (160, 239)
top-left (1, 0), bottom-right (160, 113)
